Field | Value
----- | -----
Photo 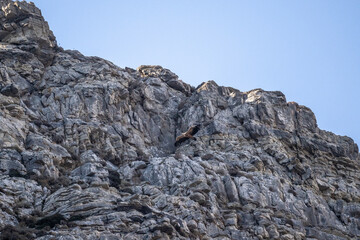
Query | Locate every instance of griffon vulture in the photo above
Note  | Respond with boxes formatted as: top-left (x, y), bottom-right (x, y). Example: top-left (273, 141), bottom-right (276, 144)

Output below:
top-left (174, 125), bottom-right (200, 147)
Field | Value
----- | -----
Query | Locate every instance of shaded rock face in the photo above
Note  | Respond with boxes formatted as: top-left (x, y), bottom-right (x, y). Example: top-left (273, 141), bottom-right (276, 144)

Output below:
top-left (0, 1), bottom-right (359, 240)
top-left (0, 0), bottom-right (56, 66)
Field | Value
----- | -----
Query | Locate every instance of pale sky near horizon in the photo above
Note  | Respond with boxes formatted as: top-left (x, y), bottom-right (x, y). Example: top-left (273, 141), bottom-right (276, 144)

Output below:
top-left (31, 0), bottom-right (360, 146)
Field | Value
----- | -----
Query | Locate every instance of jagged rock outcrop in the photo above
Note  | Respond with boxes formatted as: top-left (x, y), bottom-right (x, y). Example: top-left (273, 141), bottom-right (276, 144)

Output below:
top-left (0, 1), bottom-right (359, 240)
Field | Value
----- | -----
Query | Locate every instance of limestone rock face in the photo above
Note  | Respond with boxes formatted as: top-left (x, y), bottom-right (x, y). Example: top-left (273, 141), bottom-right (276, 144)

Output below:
top-left (0, 0), bottom-right (56, 66)
top-left (0, 1), bottom-right (359, 240)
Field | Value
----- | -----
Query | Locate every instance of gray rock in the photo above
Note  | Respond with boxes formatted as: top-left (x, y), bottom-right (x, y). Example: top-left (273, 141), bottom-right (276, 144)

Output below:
top-left (0, 149), bottom-right (26, 176)
top-left (0, 1), bottom-right (358, 239)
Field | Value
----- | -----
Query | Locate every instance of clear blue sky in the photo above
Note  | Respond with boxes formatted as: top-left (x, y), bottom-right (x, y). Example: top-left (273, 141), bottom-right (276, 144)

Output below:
top-left (31, 0), bottom-right (360, 145)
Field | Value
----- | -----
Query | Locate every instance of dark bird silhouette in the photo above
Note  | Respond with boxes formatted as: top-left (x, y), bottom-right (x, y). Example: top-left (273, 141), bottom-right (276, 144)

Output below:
top-left (175, 125), bottom-right (200, 147)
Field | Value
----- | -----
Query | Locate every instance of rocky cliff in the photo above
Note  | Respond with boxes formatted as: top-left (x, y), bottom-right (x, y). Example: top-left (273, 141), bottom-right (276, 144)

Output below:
top-left (0, 1), bottom-right (359, 240)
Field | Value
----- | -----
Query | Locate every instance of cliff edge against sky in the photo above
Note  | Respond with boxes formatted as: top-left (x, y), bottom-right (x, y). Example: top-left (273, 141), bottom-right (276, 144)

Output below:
top-left (0, 1), bottom-right (359, 239)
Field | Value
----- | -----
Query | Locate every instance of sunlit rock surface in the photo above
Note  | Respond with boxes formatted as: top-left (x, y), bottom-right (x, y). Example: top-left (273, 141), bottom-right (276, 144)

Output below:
top-left (0, 1), bottom-right (359, 239)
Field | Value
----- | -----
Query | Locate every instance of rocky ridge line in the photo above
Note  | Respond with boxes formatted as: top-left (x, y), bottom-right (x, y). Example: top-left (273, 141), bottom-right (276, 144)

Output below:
top-left (0, 1), bottom-right (359, 239)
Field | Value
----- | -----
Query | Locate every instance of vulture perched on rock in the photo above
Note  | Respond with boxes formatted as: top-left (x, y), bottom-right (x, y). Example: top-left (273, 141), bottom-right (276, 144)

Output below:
top-left (175, 125), bottom-right (200, 147)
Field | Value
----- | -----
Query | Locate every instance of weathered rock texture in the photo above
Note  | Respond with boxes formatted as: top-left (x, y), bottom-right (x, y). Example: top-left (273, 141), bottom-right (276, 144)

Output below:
top-left (0, 1), bottom-right (359, 239)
